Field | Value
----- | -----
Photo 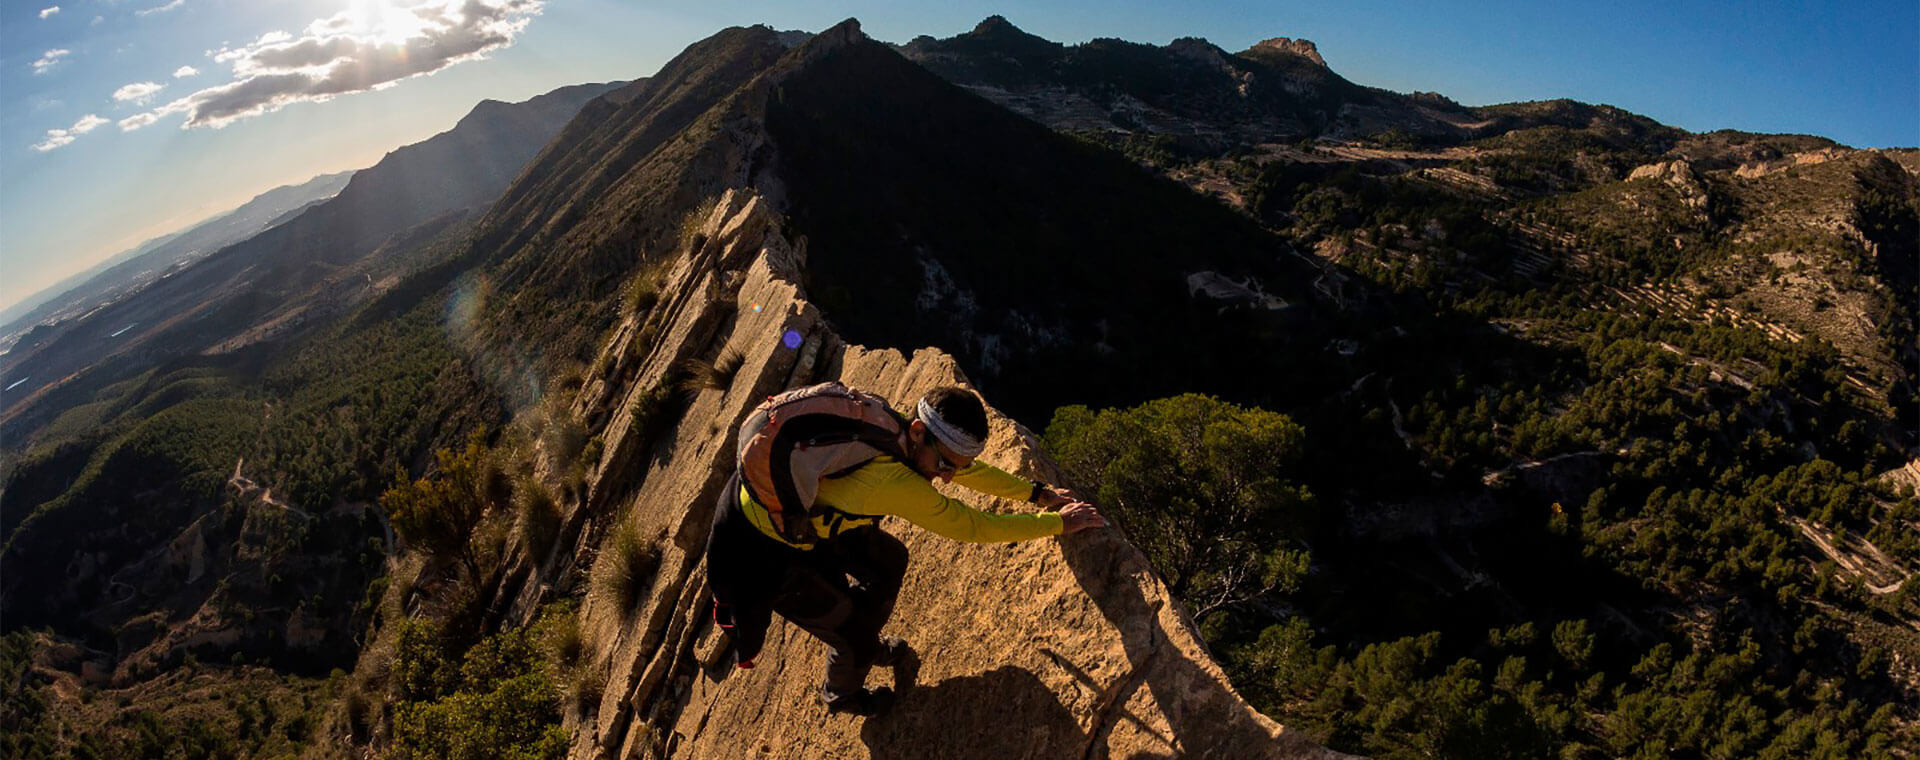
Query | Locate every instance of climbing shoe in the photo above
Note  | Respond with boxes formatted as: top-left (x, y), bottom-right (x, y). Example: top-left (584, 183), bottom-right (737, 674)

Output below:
top-left (873, 637), bottom-right (913, 668)
top-left (874, 637), bottom-right (920, 693)
top-left (823, 686), bottom-right (895, 717)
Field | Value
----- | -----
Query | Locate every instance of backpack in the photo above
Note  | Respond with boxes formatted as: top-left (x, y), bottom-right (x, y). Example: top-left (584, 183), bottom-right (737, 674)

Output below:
top-left (736, 381), bottom-right (909, 546)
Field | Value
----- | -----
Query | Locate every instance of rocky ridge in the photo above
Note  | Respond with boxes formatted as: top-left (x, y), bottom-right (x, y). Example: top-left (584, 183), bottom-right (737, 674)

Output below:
top-left (897, 18), bottom-right (1673, 150)
top-left (484, 187), bottom-right (1350, 759)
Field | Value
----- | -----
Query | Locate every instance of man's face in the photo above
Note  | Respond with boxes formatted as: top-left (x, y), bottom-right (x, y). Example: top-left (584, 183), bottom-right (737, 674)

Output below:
top-left (910, 421), bottom-right (972, 483)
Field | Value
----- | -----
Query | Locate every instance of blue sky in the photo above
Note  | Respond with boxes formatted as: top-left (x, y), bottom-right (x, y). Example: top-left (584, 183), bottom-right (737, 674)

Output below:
top-left (3, 0), bottom-right (1914, 312)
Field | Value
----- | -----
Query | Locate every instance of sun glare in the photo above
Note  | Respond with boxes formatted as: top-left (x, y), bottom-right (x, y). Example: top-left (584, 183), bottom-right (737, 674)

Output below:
top-left (347, 0), bottom-right (434, 46)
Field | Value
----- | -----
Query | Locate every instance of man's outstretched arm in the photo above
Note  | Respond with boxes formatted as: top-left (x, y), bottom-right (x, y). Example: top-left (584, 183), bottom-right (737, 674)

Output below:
top-left (822, 459), bottom-right (1105, 542)
top-left (950, 460), bottom-right (1103, 533)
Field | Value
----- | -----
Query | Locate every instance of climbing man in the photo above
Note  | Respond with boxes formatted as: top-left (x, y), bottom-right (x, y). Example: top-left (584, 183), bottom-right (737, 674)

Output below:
top-left (704, 382), bottom-right (1106, 716)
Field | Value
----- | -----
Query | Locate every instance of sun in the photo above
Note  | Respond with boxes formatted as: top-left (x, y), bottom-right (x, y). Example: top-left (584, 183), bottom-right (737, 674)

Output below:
top-left (346, 0), bottom-right (434, 46)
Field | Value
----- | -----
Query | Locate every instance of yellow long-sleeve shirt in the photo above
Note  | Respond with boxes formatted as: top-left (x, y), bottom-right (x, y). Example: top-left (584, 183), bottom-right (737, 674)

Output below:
top-left (739, 457), bottom-right (1063, 548)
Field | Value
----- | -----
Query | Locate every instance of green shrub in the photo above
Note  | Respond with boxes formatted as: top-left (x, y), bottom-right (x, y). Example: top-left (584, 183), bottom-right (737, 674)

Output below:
top-left (541, 604), bottom-right (584, 671)
top-left (580, 435), bottom-right (604, 470)
top-left (382, 433), bottom-right (498, 579)
top-left (387, 621), bottom-right (565, 760)
top-left (1045, 394), bottom-right (1315, 621)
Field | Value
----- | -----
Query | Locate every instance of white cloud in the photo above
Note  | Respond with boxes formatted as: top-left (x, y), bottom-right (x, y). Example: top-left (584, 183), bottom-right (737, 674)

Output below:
top-left (32, 133), bottom-right (75, 152)
top-left (172, 65), bottom-right (199, 78)
top-left (119, 112), bottom-right (160, 131)
top-left (135, 0), bottom-right (184, 17)
top-left (113, 81), bottom-right (166, 102)
top-left (91, 15), bottom-right (102, 25)
top-left (31, 113), bottom-right (107, 152)
top-left (31, 48), bottom-right (69, 75)
top-left (149, 0), bottom-right (542, 129)
top-left (38, 6), bottom-right (59, 19)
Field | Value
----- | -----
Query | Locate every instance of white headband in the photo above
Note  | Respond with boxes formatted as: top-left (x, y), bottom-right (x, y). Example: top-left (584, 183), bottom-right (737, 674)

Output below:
top-left (917, 398), bottom-right (984, 458)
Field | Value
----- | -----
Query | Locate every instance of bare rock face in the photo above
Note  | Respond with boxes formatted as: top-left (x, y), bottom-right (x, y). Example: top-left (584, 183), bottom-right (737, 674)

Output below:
top-left (1627, 159), bottom-right (1709, 209)
top-left (668, 343), bottom-right (1347, 760)
top-left (524, 189), bottom-right (1351, 759)
top-left (1251, 37), bottom-right (1326, 67)
top-left (1627, 159), bottom-right (1696, 185)
top-left (1733, 147), bottom-right (1849, 178)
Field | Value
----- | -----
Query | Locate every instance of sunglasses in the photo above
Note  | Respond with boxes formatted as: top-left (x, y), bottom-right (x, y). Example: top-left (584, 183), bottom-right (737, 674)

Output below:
top-left (927, 439), bottom-right (969, 475)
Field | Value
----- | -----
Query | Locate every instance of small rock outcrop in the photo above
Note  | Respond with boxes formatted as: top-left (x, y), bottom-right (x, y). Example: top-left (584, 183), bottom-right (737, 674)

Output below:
top-left (1169, 36), bottom-right (1232, 70)
top-left (510, 189), bottom-right (1350, 759)
top-left (1733, 147), bottom-right (1848, 178)
top-left (1251, 37), bottom-right (1327, 67)
top-left (1627, 158), bottom-right (1696, 184)
top-left (1627, 159), bottom-right (1710, 209)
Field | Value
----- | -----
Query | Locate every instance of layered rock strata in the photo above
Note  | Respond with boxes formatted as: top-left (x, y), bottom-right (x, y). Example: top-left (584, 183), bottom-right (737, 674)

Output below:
top-left (501, 188), bottom-right (1349, 759)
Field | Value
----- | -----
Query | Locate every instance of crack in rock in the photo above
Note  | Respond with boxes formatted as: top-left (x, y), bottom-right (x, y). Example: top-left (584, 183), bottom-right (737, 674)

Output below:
top-left (1081, 606), bottom-right (1169, 760)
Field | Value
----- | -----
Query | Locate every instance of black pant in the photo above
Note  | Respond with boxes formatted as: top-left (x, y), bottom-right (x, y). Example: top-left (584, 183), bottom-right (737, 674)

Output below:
top-left (706, 473), bottom-right (909, 698)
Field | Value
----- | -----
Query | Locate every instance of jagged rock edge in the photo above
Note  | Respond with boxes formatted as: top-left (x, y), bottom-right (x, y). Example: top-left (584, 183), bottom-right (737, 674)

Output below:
top-left (493, 184), bottom-right (1356, 760)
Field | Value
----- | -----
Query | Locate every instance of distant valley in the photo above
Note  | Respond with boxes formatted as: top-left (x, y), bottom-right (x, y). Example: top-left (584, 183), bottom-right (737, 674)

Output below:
top-left (0, 170), bottom-right (352, 355)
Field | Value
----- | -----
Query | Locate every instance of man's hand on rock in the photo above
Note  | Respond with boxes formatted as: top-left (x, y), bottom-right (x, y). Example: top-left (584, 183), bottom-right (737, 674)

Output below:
top-left (1036, 485), bottom-right (1081, 509)
top-left (1059, 501), bottom-right (1106, 534)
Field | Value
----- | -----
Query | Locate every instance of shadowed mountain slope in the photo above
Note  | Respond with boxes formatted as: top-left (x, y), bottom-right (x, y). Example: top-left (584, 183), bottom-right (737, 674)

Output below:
top-left (465, 26), bottom-right (795, 359)
top-left (0, 171), bottom-right (352, 350)
top-left (384, 20), bottom-right (1353, 759)
top-left (766, 27), bottom-right (1358, 421)
top-left (0, 81), bottom-right (622, 442)
top-left (0, 81), bottom-right (622, 676)
top-left (466, 20), bottom-right (1366, 425)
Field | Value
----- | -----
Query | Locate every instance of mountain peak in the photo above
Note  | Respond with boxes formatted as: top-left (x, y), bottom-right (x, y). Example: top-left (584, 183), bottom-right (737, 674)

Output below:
top-left (814, 17), bottom-right (864, 47)
top-left (972, 14), bottom-right (1020, 36)
top-left (454, 98), bottom-right (512, 127)
top-left (769, 18), bottom-right (867, 72)
top-left (1249, 36), bottom-right (1325, 66)
top-left (1168, 36), bottom-right (1230, 69)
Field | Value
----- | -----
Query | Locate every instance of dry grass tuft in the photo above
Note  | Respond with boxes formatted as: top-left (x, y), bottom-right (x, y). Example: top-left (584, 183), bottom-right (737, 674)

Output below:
top-left (515, 479), bottom-right (563, 563)
top-left (676, 349), bottom-right (745, 396)
top-left (595, 524), bottom-right (661, 617)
